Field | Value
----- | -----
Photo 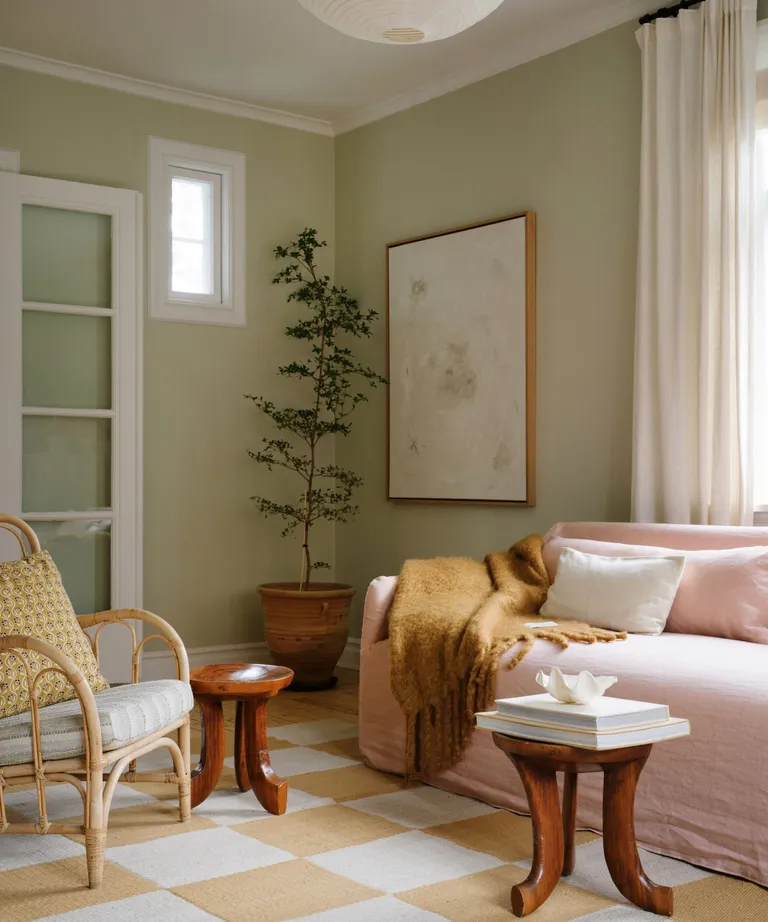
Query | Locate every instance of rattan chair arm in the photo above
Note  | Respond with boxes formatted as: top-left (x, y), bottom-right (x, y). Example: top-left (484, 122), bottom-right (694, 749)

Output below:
top-left (77, 609), bottom-right (190, 683)
top-left (0, 634), bottom-right (104, 769)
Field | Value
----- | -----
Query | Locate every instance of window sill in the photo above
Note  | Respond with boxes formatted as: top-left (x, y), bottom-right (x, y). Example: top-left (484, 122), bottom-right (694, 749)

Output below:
top-left (149, 299), bottom-right (246, 327)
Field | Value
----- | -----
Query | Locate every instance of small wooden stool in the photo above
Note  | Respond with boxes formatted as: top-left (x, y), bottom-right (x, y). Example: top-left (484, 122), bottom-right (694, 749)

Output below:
top-left (493, 734), bottom-right (673, 918)
top-left (190, 664), bottom-right (293, 815)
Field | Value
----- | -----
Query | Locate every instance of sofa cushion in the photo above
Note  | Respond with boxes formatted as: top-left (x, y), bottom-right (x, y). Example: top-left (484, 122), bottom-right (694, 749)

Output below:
top-left (0, 679), bottom-right (193, 766)
top-left (544, 537), bottom-right (768, 644)
top-left (0, 551), bottom-right (109, 718)
top-left (541, 546), bottom-right (685, 634)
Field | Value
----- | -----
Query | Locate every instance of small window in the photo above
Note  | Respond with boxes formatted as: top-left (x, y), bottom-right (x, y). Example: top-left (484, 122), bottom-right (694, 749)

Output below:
top-left (149, 138), bottom-right (245, 326)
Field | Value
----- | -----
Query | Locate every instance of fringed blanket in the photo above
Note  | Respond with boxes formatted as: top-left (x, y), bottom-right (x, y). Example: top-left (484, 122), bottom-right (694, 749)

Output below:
top-left (389, 534), bottom-right (626, 775)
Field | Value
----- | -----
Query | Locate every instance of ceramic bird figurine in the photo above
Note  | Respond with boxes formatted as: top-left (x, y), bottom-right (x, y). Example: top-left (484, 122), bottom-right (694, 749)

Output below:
top-left (535, 667), bottom-right (617, 705)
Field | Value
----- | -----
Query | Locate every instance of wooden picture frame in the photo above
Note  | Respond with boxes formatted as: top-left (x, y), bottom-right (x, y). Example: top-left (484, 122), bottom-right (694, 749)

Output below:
top-left (386, 211), bottom-right (536, 506)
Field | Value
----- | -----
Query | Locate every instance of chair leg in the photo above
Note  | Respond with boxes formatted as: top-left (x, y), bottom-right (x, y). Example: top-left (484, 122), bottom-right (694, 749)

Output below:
top-left (178, 717), bottom-right (191, 822)
top-left (85, 766), bottom-right (105, 889)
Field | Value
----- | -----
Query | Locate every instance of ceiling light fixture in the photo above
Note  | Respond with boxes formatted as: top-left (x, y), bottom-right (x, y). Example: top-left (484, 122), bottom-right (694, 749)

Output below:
top-left (297, 1), bottom-right (506, 44)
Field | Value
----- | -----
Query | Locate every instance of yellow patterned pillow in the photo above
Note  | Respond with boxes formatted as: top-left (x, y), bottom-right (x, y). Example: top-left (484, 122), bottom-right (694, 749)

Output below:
top-left (0, 551), bottom-right (109, 718)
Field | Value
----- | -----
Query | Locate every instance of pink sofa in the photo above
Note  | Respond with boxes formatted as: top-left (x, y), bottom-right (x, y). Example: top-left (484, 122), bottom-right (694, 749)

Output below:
top-left (359, 522), bottom-right (768, 886)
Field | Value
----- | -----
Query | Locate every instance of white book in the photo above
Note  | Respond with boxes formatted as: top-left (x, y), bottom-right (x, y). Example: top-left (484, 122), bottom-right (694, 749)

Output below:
top-left (476, 711), bottom-right (690, 750)
top-left (495, 693), bottom-right (669, 731)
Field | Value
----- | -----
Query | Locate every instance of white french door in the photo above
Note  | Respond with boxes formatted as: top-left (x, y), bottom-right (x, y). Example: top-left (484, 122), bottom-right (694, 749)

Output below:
top-left (0, 173), bottom-right (143, 681)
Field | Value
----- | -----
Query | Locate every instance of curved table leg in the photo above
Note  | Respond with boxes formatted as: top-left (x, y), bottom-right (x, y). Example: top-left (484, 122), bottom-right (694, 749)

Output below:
top-left (234, 701), bottom-right (249, 793)
top-left (244, 697), bottom-right (288, 815)
top-left (602, 758), bottom-right (674, 916)
top-left (190, 697), bottom-right (225, 808)
top-left (510, 757), bottom-right (564, 917)
top-left (562, 771), bottom-right (578, 877)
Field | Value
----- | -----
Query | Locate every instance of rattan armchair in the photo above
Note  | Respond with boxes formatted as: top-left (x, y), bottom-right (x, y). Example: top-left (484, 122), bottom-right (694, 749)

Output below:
top-left (0, 515), bottom-right (192, 889)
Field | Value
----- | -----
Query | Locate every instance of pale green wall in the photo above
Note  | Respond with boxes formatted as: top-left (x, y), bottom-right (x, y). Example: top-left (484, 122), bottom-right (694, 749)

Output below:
top-left (335, 21), bottom-right (643, 634)
top-left (4, 9), bottom-right (759, 645)
top-left (0, 65), bottom-right (336, 648)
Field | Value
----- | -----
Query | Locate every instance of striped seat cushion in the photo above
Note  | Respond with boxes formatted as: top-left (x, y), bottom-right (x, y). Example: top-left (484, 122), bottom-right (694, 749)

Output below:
top-left (0, 679), bottom-right (193, 766)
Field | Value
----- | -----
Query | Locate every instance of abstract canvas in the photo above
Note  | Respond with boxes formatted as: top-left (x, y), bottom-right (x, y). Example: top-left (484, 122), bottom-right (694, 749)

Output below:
top-left (387, 212), bottom-right (535, 505)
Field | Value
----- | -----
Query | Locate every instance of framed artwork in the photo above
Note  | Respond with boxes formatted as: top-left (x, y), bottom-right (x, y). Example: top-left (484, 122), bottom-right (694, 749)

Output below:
top-left (386, 211), bottom-right (536, 506)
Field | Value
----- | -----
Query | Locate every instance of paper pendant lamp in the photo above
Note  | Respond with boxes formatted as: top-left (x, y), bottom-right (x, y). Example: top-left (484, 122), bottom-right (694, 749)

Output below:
top-left (298, 0), bottom-right (506, 44)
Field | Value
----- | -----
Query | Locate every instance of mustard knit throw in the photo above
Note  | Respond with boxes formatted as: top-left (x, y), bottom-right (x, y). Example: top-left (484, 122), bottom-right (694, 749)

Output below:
top-left (389, 534), bottom-right (626, 775)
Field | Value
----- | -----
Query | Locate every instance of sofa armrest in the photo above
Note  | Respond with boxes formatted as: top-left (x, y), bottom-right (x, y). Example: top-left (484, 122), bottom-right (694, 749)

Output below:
top-left (361, 577), bottom-right (398, 648)
top-left (78, 609), bottom-right (190, 683)
top-left (0, 634), bottom-right (104, 767)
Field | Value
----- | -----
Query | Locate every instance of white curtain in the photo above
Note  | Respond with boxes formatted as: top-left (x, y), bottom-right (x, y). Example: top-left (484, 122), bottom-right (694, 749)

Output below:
top-left (632, 0), bottom-right (758, 525)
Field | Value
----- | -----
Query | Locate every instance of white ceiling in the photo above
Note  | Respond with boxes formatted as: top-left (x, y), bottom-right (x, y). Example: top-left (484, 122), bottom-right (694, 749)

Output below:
top-left (0, 0), bottom-right (659, 134)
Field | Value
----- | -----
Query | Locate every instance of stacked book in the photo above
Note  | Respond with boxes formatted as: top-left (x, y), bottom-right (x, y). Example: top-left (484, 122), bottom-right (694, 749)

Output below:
top-left (476, 694), bottom-right (690, 750)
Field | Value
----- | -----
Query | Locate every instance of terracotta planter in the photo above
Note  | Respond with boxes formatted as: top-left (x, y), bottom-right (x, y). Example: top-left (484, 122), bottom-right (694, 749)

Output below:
top-left (258, 582), bottom-right (355, 690)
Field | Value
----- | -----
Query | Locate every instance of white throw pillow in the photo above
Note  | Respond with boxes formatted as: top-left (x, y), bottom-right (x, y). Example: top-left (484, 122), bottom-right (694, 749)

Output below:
top-left (540, 547), bottom-right (686, 635)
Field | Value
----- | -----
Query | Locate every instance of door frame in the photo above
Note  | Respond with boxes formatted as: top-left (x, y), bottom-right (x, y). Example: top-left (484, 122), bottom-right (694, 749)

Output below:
top-left (0, 173), bottom-right (144, 680)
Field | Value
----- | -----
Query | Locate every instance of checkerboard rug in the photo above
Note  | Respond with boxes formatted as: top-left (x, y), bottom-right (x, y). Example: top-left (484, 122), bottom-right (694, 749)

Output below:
top-left (2, 670), bottom-right (767, 921)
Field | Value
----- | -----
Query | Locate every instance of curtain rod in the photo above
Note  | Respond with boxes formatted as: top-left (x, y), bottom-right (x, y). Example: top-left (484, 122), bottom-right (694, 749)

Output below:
top-left (639, 0), bottom-right (704, 26)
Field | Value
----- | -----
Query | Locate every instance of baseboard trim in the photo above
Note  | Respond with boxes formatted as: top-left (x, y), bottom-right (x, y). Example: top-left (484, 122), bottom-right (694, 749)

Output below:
top-left (338, 638), bottom-right (361, 671)
top-left (141, 638), bottom-right (361, 681)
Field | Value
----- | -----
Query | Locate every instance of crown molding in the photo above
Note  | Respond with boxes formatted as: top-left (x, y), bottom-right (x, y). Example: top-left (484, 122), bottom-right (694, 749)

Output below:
top-left (0, 46), bottom-right (335, 137)
top-left (0, 2), bottom-right (651, 139)
top-left (333, 2), bottom-right (648, 135)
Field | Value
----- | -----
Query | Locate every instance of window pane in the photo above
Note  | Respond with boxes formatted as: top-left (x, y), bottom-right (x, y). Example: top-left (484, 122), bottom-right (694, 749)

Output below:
top-left (172, 239), bottom-right (210, 295)
top-left (23, 416), bottom-right (111, 513)
top-left (23, 312), bottom-right (111, 410)
top-left (172, 176), bottom-right (210, 241)
top-left (22, 205), bottom-right (112, 308)
top-left (35, 520), bottom-right (111, 614)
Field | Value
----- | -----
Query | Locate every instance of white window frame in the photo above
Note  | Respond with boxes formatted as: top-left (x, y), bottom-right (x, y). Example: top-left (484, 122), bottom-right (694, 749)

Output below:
top-left (169, 166), bottom-right (221, 303)
top-left (0, 172), bottom-right (143, 681)
top-left (149, 137), bottom-right (246, 326)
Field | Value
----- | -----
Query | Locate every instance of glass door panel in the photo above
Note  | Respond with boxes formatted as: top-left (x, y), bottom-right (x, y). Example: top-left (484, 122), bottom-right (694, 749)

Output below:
top-left (22, 205), bottom-right (112, 308)
top-left (22, 312), bottom-right (112, 409)
top-left (2, 172), bottom-right (142, 680)
top-left (22, 416), bottom-right (111, 513)
top-left (34, 521), bottom-right (111, 614)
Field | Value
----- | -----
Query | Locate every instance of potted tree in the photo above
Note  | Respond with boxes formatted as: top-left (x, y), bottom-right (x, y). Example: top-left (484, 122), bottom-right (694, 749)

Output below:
top-left (247, 229), bottom-right (386, 690)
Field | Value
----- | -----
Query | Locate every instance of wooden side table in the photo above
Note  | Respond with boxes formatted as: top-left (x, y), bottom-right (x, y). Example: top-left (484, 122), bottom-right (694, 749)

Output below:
top-left (190, 663), bottom-right (293, 815)
top-left (493, 734), bottom-right (673, 918)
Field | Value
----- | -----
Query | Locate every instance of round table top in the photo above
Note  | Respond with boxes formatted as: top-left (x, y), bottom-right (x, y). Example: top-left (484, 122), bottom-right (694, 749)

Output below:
top-left (190, 663), bottom-right (294, 697)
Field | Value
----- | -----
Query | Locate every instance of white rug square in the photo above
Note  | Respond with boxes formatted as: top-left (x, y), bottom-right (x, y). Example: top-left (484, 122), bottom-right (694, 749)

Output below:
top-left (346, 785), bottom-right (497, 829)
top-left (224, 746), bottom-right (358, 777)
top-left (268, 719), bottom-right (359, 746)
top-left (515, 840), bottom-right (711, 903)
top-left (0, 833), bottom-right (84, 872)
top-left (192, 786), bottom-right (332, 826)
top-left (4, 781), bottom-right (155, 822)
top-left (571, 908), bottom-right (663, 921)
top-left (309, 830), bottom-right (503, 892)
top-left (287, 895), bottom-right (450, 921)
top-left (35, 890), bottom-right (225, 922)
top-left (105, 825), bottom-right (293, 887)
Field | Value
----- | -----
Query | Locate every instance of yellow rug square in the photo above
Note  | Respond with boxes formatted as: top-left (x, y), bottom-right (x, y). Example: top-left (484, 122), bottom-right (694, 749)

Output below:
top-left (309, 737), bottom-right (362, 760)
top-left (671, 873), bottom-right (768, 921)
top-left (289, 764), bottom-right (413, 801)
top-left (269, 699), bottom-right (348, 724)
top-left (172, 858), bottom-right (381, 922)
top-left (400, 863), bottom-right (617, 922)
top-left (0, 857), bottom-right (156, 922)
top-left (423, 811), bottom-right (597, 864)
top-left (65, 801), bottom-right (218, 848)
top-left (234, 803), bottom-right (407, 856)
